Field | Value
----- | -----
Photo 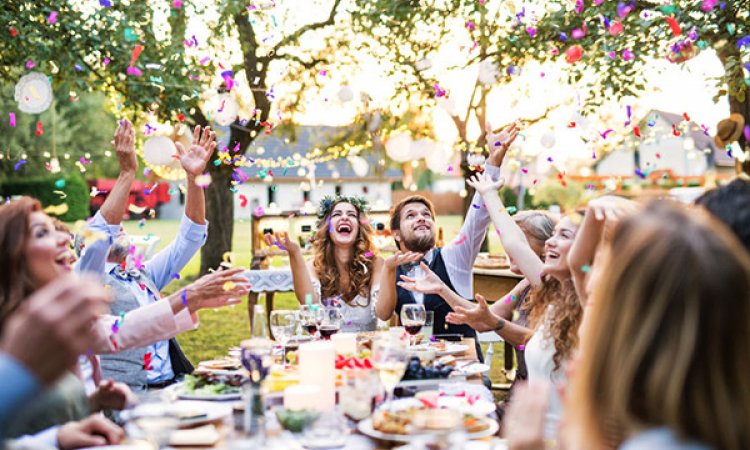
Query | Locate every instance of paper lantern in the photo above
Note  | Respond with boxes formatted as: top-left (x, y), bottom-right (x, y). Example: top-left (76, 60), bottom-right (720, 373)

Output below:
top-left (348, 156), bottom-right (370, 177)
top-left (540, 132), bottom-right (556, 149)
top-left (478, 60), bottom-right (500, 86)
top-left (415, 58), bottom-right (432, 71)
top-left (142, 136), bottom-right (177, 167)
top-left (15, 72), bottom-right (53, 114)
top-left (409, 138), bottom-right (435, 160)
top-left (425, 141), bottom-right (453, 173)
top-left (385, 133), bottom-right (413, 162)
top-left (211, 93), bottom-right (239, 126)
top-left (337, 86), bottom-right (354, 103)
top-left (436, 97), bottom-right (458, 116)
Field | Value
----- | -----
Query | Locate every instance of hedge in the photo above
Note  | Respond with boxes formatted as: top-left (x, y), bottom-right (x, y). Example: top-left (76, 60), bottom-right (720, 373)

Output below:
top-left (0, 175), bottom-right (90, 221)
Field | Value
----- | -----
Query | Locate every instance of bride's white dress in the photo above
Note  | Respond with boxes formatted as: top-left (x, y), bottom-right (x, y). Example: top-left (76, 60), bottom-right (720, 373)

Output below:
top-left (311, 279), bottom-right (380, 332)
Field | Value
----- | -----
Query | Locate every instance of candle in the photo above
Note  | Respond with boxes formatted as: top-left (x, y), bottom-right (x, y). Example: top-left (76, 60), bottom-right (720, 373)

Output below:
top-left (297, 341), bottom-right (335, 411)
top-left (283, 384), bottom-right (321, 411)
top-left (330, 332), bottom-right (357, 355)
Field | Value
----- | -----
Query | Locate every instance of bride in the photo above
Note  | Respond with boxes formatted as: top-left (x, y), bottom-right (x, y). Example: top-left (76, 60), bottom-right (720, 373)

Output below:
top-left (266, 196), bottom-right (394, 332)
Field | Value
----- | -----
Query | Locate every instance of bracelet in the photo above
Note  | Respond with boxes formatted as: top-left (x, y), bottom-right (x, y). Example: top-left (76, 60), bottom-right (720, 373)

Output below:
top-left (494, 318), bottom-right (506, 331)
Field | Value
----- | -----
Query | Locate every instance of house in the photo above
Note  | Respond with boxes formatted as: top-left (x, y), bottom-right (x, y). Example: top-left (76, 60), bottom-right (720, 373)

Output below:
top-left (594, 109), bottom-right (734, 177)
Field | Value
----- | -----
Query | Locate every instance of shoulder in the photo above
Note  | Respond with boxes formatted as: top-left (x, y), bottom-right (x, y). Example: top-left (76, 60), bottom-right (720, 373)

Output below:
top-left (620, 428), bottom-right (713, 450)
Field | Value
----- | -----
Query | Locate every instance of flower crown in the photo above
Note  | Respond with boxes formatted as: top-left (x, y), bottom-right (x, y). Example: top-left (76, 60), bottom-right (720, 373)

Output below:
top-left (316, 195), bottom-right (370, 220)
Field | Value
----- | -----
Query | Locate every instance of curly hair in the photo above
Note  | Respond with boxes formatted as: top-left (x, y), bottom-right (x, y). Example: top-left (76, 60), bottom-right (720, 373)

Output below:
top-left (312, 200), bottom-right (378, 306)
top-left (524, 276), bottom-right (582, 371)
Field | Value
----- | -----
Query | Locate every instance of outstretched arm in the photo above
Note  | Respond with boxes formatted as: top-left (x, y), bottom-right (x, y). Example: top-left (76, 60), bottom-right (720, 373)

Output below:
top-left (467, 173), bottom-right (545, 288)
top-left (397, 262), bottom-right (476, 311)
top-left (568, 196), bottom-right (636, 305)
top-left (265, 232), bottom-right (316, 305)
top-left (446, 292), bottom-right (532, 347)
top-left (176, 125), bottom-right (215, 225)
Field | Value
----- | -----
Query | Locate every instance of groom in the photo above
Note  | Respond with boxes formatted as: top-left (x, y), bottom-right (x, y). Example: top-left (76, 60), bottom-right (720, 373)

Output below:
top-left (377, 122), bottom-right (519, 362)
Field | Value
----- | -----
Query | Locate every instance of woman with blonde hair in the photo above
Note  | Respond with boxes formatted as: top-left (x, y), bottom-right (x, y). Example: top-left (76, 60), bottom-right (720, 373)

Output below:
top-left (266, 196), bottom-right (387, 332)
top-left (566, 201), bottom-right (750, 450)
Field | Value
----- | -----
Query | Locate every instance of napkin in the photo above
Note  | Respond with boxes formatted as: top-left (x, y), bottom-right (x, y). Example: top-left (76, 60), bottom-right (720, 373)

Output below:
top-left (169, 424), bottom-right (220, 447)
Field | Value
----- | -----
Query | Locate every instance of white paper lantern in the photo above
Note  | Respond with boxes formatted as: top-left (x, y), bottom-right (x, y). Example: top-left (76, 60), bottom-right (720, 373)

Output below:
top-left (142, 136), bottom-right (178, 167)
top-left (425, 142), bottom-right (454, 173)
top-left (337, 86), bottom-right (354, 103)
top-left (15, 72), bottom-right (53, 114)
top-left (409, 138), bottom-right (436, 160)
top-left (348, 156), bottom-right (370, 177)
top-left (436, 97), bottom-right (458, 116)
top-left (211, 93), bottom-right (239, 126)
top-left (540, 132), bottom-right (556, 149)
top-left (385, 133), bottom-right (413, 162)
top-left (478, 60), bottom-right (500, 86)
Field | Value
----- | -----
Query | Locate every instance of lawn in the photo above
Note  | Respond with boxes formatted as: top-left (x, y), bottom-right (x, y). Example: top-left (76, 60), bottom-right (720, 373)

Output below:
top-left (116, 216), bottom-right (511, 386)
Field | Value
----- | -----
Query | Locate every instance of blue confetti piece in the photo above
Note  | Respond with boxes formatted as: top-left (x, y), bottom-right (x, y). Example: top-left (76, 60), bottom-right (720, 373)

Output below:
top-left (181, 289), bottom-right (188, 306)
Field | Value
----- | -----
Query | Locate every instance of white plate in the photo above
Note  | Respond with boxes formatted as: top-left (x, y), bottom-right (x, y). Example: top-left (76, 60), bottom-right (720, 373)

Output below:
top-left (357, 416), bottom-right (499, 443)
top-left (78, 447), bottom-right (143, 450)
top-left (386, 396), bottom-right (496, 417)
top-left (454, 361), bottom-right (491, 376)
top-left (123, 400), bottom-right (232, 428)
top-left (396, 439), bottom-right (507, 450)
top-left (169, 382), bottom-right (242, 401)
top-left (413, 343), bottom-right (469, 356)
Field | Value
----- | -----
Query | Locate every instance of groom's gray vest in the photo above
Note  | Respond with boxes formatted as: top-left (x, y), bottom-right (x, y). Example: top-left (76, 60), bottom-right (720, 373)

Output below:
top-left (99, 268), bottom-right (193, 391)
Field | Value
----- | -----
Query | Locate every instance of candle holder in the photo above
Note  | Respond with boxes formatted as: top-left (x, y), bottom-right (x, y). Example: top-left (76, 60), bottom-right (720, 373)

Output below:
top-left (240, 338), bottom-right (274, 440)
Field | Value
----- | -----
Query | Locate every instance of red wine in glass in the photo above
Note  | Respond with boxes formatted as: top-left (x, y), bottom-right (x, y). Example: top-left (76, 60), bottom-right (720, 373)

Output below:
top-left (404, 323), bottom-right (423, 335)
top-left (319, 325), bottom-right (340, 340)
top-left (303, 323), bottom-right (318, 335)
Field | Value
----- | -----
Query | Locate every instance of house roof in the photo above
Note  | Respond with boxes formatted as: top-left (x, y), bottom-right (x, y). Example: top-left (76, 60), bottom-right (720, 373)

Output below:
top-left (238, 125), bottom-right (403, 181)
top-left (595, 109), bottom-right (733, 168)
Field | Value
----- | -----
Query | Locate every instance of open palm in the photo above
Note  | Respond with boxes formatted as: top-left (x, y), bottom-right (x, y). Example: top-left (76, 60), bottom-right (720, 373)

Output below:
top-left (398, 263), bottom-right (444, 294)
top-left (176, 125), bottom-right (216, 177)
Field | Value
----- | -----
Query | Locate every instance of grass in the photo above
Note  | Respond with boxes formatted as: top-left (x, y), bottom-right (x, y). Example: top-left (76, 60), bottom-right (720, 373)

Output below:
top-left (115, 215), bottom-right (511, 386)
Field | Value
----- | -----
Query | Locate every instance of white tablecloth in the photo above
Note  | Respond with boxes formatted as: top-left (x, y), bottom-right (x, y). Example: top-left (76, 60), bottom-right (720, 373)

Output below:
top-left (243, 269), bottom-right (294, 293)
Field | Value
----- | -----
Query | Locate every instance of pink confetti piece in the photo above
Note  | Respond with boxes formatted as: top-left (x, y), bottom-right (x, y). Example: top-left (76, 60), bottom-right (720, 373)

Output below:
top-left (25, 59), bottom-right (35, 69)
top-left (35, 122), bottom-right (43, 135)
top-left (199, 56), bottom-right (211, 65)
top-left (173, 0), bottom-right (182, 7)
top-left (9, 113), bottom-right (16, 127)
top-left (364, 252), bottom-right (373, 258)
top-left (453, 233), bottom-right (467, 245)
top-left (47, 11), bottom-right (58, 24)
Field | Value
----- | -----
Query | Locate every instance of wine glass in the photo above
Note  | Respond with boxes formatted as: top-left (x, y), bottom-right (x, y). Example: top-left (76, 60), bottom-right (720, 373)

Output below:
top-left (270, 310), bottom-right (297, 347)
top-left (372, 336), bottom-right (408, 410)
top-left (299, 305), bottom-right (319, 337)
top-left (401, 304), bottom-right (427, 347)
top-left (318, 307), bottom-right (342, 340)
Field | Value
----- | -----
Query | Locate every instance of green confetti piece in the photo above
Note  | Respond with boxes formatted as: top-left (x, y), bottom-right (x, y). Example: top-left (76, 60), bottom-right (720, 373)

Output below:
top-left (660, 5), bottom-right (676, 14)
top-left (727, 23), bottom-right (736, 35)
top-left (505, 206), bottom-right (518, 215)
top-left (213, 159), bottom-right (221, 166)
top-left (581, 264), bottom-right (591, 273)
top-left (697, 40), bottom-right (709, 50)
top-left (54, 179), bottom-right (65, 189)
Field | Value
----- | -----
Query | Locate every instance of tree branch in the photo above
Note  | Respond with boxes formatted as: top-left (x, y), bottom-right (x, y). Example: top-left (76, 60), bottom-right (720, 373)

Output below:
top-left (271, 0), bottom-right (342, 54)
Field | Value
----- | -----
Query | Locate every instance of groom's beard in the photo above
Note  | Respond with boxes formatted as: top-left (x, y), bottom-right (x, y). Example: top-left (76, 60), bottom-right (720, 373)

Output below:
top-left (402, 232), bottom-right (436, 254)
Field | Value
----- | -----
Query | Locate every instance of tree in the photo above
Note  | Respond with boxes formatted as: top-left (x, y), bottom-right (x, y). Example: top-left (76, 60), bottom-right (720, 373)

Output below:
top-left (1, 0), bottom-right (358, 273)
top-left (497, 0), bottom-right (750, 173)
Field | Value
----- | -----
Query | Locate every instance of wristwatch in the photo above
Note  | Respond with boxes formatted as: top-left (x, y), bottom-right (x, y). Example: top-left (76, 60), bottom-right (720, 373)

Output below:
top-left (494, 318), bottom-right (506, 331)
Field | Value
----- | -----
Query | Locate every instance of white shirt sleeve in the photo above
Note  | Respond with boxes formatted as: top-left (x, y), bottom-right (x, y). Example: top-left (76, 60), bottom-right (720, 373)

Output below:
top-left (440, 163), bottom-right (501, 298)
top-left (7, 426), bottom-right (60, 449)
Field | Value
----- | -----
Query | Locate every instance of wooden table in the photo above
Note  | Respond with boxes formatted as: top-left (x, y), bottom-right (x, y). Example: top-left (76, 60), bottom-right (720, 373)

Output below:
top-left (472, 267), bottom-right (523, 301)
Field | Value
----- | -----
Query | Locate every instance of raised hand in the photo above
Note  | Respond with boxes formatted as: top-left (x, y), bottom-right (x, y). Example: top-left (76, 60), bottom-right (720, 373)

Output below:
top-left (264, 231), bottom-right (301, 255)
top-left (175, 125), bottom-right (216, 177)
top-left (587, 195), bottom-right (636, 222)
top-left (397, 262), bottom-right (445, 295)
top-left (57, 415), bottom-right (125, 450)
top-left (113, 119), bottom-right (137, 174)
top-left (446, 294), bottom-right (497, 333)
top-left (467, 172), bottom-right (505, 196)
top-left (89, 379), bottom-right (136, 411)
top-left (183, 267), bottom-right (252, 310)
top-left (384, 250), bottom-right (424, 270)
top-left (485, 120), bottom-right (520, 167)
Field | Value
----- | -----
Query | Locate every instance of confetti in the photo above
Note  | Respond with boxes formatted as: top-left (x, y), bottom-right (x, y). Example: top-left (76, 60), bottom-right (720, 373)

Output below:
top-left (453, 233), bottom-right (467, 245)
top-left (581, 264), bottom-right (591, 273)
top-left (171, 273), bottom-right (181, 280)
top-left (505, 206), bottom-right (517, 215)
top-left (181, 289), bottom-right (188, 306)
top-left (127, 45), bottom-right (144, 76)
top-left (239, 194), bottom-right (248, 207)
top-left (128, 204), bottom-right (147, 214)
top-left (99, 0), bottom-right (111, 7)
top-left (47, 11), bottom-right (58, 24)
top-left (53, 190), bottom-right (67, 199)
top-left (633, 126), bottom-right (641, 137)
top-left (195, 173), bottom-right (212, 187)
top-left (671, 124), bottom-right (681, 136)
top-left (35, 122), bottom-right (43, 135)
top-left (14, 160), bottom-right (27, 171)
top-left (599, 129), bottom-right (614, 139)
top-left (565, 45), bottom-right (583, 63)
top-left (43, 203), bottom-right (69, 216)
top-left (9, 113), bottom-right (15, 127)
top-left (223, 281), bottom-right (236, 291)
top-left (222, 252), bottom-right (234, 267)
top-left (433, 83), bottom-right (447, 98)
top-left (143, 352), bottom-right (153, 370)
top-left (665, 16), bottom-right (682, 36)
top-left (364, 252), bottom-right (373, 258)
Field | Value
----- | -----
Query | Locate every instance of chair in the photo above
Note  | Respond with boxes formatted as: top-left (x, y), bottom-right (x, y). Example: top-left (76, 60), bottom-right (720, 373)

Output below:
top-left (476, 330), bottom-right (513, 391)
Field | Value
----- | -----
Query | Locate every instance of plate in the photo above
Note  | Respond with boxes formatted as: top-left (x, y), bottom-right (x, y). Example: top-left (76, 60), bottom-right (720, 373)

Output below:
top-left (357, 416), bottom-right (499, 443)
top-left (387, 396), bottom-right (496, 417)
top-left (123, 400), bottom-right (232, 429)
top-left (169, 382), bottom-right (242, 401)
top-left (413, 343), bottom-right (469, 356)
top-left (454, 361), bottom-right (491, 376)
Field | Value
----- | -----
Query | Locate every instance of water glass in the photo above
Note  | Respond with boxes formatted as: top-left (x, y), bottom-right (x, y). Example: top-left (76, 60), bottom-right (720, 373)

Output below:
top-left (269, 310), bottom-right (297, 347)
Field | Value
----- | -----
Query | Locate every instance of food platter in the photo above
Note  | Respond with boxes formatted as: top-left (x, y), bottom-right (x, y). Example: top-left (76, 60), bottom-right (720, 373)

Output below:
top-left (412, 342), bottom-right (469, 356)
top-left (121, 400), bottom-right (232, 428)
top-left (357, 416), bottom-right (499, 443)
